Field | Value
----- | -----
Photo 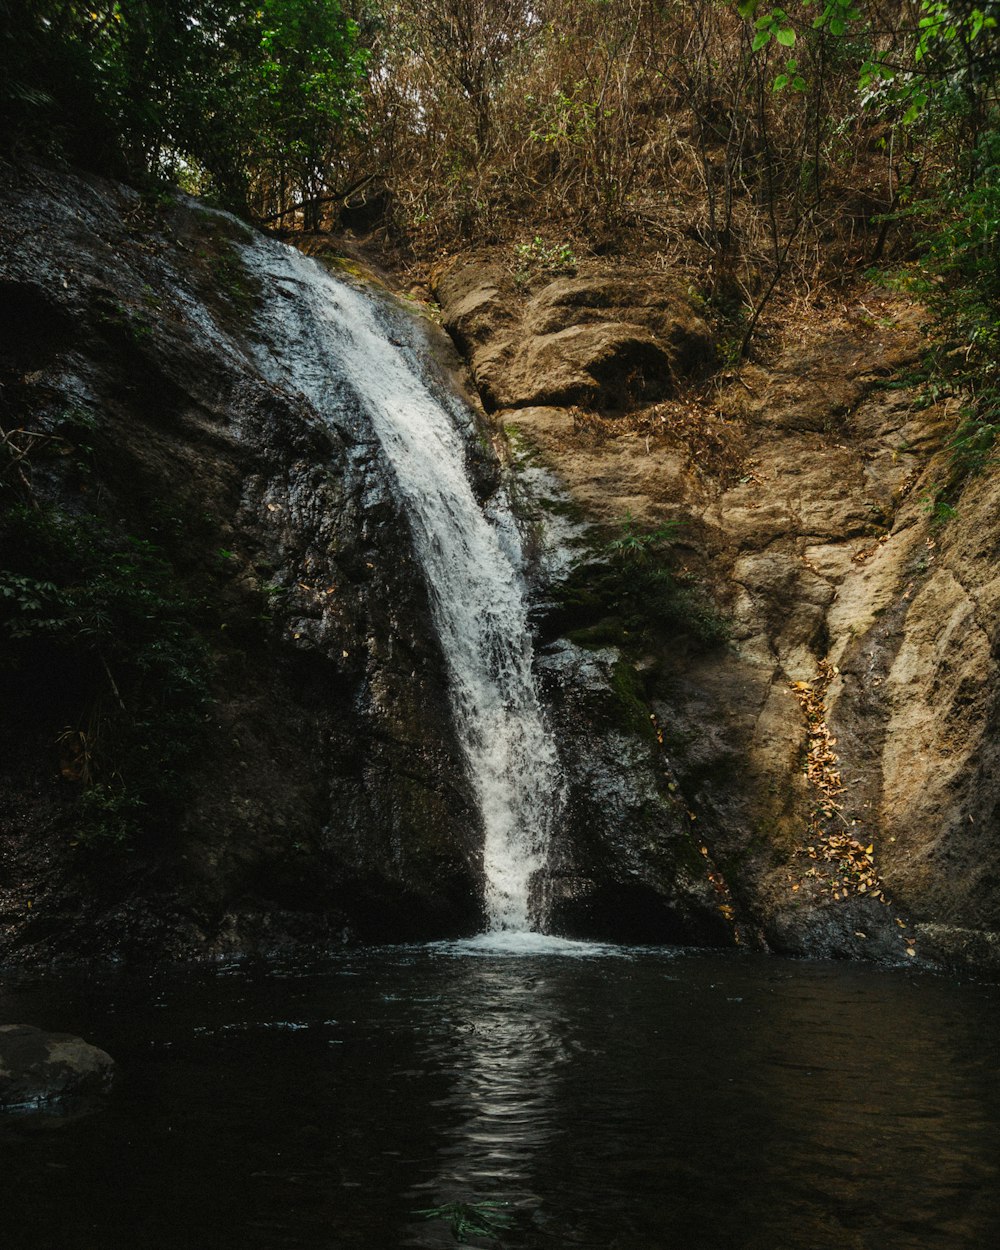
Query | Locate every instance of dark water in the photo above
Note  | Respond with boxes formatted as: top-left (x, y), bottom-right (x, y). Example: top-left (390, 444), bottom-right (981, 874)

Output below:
top-left (2, 938), bottom-right (999, 1250)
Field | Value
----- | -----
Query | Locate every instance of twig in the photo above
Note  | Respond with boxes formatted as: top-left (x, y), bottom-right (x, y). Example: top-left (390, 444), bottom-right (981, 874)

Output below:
top-left (256, 175), bottom-right (377, 226)
top-left (99, 653), bottom-right (126, 712)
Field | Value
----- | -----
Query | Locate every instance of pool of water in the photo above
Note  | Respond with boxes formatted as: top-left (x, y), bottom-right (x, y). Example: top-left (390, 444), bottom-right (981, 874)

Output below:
top-left (1, 943), bottom-right (999, 1249)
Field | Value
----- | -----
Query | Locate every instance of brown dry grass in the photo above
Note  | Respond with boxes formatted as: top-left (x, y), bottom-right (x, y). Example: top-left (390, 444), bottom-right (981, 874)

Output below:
top-left (569, 393), bottom-right (752, 488)
top-left (334, 0), bottom-right (924, 323)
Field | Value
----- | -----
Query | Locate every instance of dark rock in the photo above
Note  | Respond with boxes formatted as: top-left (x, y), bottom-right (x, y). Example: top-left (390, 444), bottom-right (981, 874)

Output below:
top-left (538, 642), bottom-right (731, 945)
top-left (914, 924), bottom-right (1000, 975)
top-left (0, 1024), bottom-right (114, 1110)
top-left (0, 164), bottom-right (483, 963)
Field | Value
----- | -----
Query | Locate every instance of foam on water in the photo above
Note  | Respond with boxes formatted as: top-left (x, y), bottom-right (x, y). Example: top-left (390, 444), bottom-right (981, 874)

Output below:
top-left (427, 932), bottom-right (633, 958)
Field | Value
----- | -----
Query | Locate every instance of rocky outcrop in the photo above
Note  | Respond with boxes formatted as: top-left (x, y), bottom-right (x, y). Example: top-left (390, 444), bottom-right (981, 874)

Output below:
top-left (435, 260), bottom-right (714, 412)
top-left (0, 164), bottom-right (485, 961)
top-left (433, 258), bottom-right (1000, 970)
top-left (0, 1024), bottom-right (114, 1110)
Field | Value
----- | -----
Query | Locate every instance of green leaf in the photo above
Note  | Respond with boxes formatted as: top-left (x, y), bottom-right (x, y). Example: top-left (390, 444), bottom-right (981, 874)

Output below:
top-left (773, 73), bottom-right (789, 90)
top-left (776, 26), bottom-right (796, 46)
top-left (830, 16), bottom-right (846, 35)
top-left (752, 29), bottom-right (772, 50)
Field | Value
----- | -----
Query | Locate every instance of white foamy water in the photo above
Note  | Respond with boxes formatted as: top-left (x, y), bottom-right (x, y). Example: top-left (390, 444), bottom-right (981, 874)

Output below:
top-left (428, 932), bottom-right (630, 958)
top-left (241, 239), bottom-right (561, 931)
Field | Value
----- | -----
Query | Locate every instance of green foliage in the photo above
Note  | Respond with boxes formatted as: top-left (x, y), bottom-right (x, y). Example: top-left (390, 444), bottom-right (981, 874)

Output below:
top-left (414, 1201), bottom-right (512, 1243)
top-left (918, 123), bottom-right (1000, 475)
top-left (773, 57), bottom-right (807, 93)
top-left (0, 503), bottom-right (211, 847)
top-left (0, 572), bottom-right (66, 638)
top-left (735, 1), bottom-right (999, 483)
top-left (239, 0), bottom-right (369, 213)
top-left (553, 514), bottom-right (728, 652)
top-left (603, 516), bottom-right (729, 648)
top-left (857, 1), bottom-right (998, 124)
top-left (513, 236), bottom-right (577, 286)
top-left (76, 786), bottom-right (147, 847)
top-left (1, 1), bottom-right (368, 215)
top-left (870, 24), bottom-right (1000, 488)
top-left (606, 513), bottom-right (682, 562)
top-left (747, 6), bottom-right (798, 52)
top-left (806, 0), bottom-right (861, 39)
top-left (919, 484), bottom-right (959, 528)
top-left (528, 86), bottom-right (599, 147)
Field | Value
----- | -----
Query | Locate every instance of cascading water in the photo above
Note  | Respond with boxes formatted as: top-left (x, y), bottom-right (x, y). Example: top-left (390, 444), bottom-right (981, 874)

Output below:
top-left (241, 238), bottom-right (561, 932)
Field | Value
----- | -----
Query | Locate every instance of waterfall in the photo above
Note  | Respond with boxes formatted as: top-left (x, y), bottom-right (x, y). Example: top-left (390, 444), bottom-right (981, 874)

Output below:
top-left (241, 239), bottom-right (561, 932)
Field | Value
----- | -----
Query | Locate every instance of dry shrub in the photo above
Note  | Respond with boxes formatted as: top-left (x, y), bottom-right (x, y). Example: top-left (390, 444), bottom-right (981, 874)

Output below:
top-left (334, 0), bottom-right (927, 336)
top-left (570, 395), bottom-right (751, 488)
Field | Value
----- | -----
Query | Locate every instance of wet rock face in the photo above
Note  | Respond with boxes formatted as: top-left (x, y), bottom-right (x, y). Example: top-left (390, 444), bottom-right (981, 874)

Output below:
top-left (435, 254), bottom-right (1000, 971)
top-left (0, 1025), bottom-right (114, 1110)
top-left (0, 165), bottom-right (484, 961)
top-left (537, 643), bottom-right (730, 945)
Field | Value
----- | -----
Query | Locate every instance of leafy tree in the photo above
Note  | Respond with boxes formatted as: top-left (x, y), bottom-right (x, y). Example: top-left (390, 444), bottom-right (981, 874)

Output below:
top-left (1, 1), bottom-right (368, 218)
top-left (242, 0), bottom-right (369, 223)
top-left (735, 0), bottom-right (999, 466)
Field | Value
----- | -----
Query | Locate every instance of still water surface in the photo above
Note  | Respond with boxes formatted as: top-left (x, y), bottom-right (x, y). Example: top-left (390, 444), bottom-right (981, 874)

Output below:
top-left (2, 942), bottom-right (999, 1249)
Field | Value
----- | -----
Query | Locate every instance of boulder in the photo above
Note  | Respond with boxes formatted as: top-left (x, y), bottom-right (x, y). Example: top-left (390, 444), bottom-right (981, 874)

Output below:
top-left (0, 1024), bottom-right (115, 1110)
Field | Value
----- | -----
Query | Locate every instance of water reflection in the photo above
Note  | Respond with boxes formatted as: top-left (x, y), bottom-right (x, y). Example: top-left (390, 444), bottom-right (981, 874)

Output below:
top-left (2, 950), bottom-right (1000, 1249)
top-left (405, 952), bottom-right (578, 1244)
top-left (401, 950), bottom-right (1000, 1250)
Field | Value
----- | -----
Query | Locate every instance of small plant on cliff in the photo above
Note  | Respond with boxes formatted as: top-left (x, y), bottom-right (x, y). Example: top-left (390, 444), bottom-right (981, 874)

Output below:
top-left (513, 237), bottom-right (577, 286)
top-left (609, 514), bottom-right (730, 647)
top-left (552, 514), bottom-right (728, 651)
top-left (607, 513), bottom-right (682, 561)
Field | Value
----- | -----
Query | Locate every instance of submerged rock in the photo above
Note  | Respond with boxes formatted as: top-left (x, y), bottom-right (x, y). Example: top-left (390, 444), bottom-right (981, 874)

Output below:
top-left (0, 1025), bottom-right (114, 1110)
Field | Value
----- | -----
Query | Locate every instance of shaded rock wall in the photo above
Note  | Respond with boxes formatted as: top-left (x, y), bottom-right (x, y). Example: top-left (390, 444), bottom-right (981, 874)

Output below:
top-left (0, 165), bottom-right (484, 961)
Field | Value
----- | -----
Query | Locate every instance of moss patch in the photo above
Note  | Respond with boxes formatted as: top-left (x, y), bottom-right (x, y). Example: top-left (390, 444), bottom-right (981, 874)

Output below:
top-left (544, 542), bottom-right (729, 655)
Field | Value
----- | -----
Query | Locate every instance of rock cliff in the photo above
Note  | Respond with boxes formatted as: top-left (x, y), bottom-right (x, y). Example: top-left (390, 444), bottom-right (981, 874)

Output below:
top-left (433, 255), bottom-right (1000, 971)
top-left (2, 162), bottom-right (998, 972)
top-left (0, 165), bottom-right (724, 963)
top-left (0, 165), bottom-right (485, 960)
